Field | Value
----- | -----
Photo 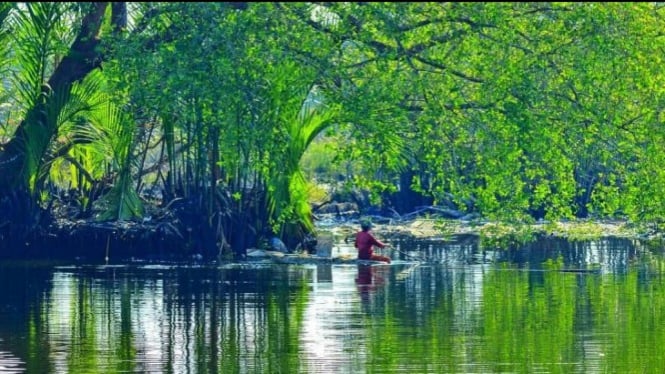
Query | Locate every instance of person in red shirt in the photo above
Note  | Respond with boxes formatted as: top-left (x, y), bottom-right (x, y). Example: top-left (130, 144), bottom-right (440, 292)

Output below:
top-left (354, 219), bottom-right (391, 263)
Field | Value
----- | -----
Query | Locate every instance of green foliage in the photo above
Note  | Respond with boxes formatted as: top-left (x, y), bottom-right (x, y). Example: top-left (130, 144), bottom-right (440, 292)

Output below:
top-left (92, 96), bottom-right (144, 222)
top-left (263, 63), bottom-right (339, 234)
top-left (3, 2), bottom-right (72, 190)
top-left (6, 2), bottom-right (665, 243)
top-left (10, 2), bottom-right (70, 110)
top-left (542, 255), bottom-right (564, 271)
top-left (300, 136), bottom-right (346, 181)
top-left (478, 222), bottom-right (537, 250)
top-left (91, 3), bottom-right (665, 231)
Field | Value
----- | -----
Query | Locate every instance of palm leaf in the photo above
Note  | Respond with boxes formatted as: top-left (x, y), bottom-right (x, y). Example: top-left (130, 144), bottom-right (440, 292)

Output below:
top-left (265, 75), bottom-right (338, 234)
top-left (9, 2), bottom-right (67, 109)
top-left (3, 2), bottom-right (82, 191)
top-left (37, 67), bottom-right (144, 221)
top-left (43, 70), bottom-right (112, 189)
top-left (92, 101), bottom-right (144, 222)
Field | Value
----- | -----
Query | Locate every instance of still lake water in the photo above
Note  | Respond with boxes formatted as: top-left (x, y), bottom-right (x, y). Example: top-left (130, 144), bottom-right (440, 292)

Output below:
top-left (1, 235), bottom-right (665, 373)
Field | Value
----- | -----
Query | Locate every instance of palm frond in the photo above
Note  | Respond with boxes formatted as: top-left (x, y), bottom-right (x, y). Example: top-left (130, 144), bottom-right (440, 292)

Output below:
top-left (89, 99), bottom-right (144, 221)
top-left (56, 69), bottom-right (106, 127)
top-left (266, 82), bottom-right (338, 234)
top-left (0, 3), bottom-right (16, 69)
top-left (34, 66), bottom-right (144, 221)
top-left (96, 166), bottom-right (144, 222)
top-left (10, 2), bottom-right (67, 109)
top-left (36, 69), bottom-right (107, 188)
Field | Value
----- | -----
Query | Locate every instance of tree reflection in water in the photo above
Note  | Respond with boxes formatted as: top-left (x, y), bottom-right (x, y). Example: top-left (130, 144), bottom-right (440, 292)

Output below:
top-left (0, 236), bottom-right (664, 372)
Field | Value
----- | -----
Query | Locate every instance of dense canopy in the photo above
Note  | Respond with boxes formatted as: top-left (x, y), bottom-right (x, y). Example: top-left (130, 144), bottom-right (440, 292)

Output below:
top-left (1, 2), bottom-right (665, 258)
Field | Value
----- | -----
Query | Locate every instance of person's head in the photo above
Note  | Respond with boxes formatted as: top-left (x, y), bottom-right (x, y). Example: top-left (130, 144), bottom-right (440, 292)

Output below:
top-left (360, 219), bottom-right (373, 231)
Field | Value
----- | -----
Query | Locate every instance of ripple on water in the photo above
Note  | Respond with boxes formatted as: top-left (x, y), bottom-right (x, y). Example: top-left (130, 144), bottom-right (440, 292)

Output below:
top-left (0, 349), bottom-right (25, 374)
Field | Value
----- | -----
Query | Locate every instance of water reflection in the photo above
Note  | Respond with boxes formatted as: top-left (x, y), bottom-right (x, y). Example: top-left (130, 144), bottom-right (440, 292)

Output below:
top-left (0, 237), bottom-right (664, 372)
top-left (0, 346), bottom-right (24, 374)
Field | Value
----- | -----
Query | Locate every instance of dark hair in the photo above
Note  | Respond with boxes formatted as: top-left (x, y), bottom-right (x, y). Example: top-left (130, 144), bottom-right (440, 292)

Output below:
top-left (360, 219), bottom-right (372, 231)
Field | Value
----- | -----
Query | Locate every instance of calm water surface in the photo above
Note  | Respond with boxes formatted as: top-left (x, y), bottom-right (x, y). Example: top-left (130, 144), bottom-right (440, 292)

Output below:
top-left (1, 235), bottom-right (665, 373)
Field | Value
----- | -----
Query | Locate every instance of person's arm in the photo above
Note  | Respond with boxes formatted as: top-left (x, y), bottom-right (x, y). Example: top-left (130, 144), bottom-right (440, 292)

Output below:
top-left (370, 233), bottom-right (386, 248)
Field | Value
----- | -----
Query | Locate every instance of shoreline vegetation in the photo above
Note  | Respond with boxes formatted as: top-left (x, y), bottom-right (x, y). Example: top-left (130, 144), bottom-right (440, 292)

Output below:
top-left (315, 215), bottom-right (658, 250)
top-left (3, 3), bottom-right (665, 265)
top-left (235, 215), bottom-right (660, 266)
top-left (2, 200), bottom-right (658, 264)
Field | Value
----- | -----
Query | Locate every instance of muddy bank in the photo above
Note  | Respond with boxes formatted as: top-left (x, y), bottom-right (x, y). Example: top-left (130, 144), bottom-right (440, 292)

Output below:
top-left (0, 219), bottom-right (198, 262)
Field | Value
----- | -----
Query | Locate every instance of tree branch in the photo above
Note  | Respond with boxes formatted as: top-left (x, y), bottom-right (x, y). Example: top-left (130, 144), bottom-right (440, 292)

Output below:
top-left (411, 55), bottom-right (484, 83)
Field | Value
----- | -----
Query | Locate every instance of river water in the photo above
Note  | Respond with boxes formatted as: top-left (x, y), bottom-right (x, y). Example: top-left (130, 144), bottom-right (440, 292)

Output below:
top-left (0, 235), bottom-right (664, 373)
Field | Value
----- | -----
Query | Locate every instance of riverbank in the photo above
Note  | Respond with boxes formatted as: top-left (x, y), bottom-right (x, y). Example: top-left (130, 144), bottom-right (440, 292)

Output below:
top-left (237, 216), bottom-right (654, 266)
top-left (0, 206), bottom-right (660, 262)
top-left (314, 216), bottom-right (649, 243)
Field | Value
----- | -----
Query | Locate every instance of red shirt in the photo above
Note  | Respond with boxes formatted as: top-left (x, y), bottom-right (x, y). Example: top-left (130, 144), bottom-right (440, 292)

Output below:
top-left (354, 231), bottom-right (385, 260)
